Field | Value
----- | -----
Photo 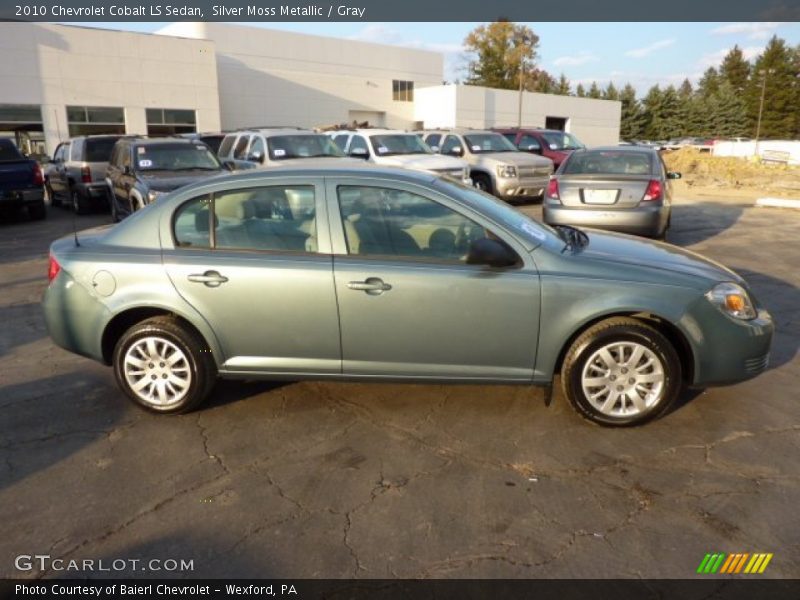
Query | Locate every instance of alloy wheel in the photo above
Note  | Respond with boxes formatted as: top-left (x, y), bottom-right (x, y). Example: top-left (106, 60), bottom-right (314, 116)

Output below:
top-left (123, 336), bottom-right (192, 408)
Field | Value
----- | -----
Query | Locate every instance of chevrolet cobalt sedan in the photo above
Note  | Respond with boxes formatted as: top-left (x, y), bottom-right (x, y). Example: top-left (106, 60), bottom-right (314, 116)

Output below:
top-left (42, 166), bottom-right (773, 426)
top-left (544, 146), bottom-right (679, 239)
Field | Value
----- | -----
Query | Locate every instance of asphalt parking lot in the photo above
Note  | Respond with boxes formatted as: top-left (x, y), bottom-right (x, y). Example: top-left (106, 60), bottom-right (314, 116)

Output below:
top-left (1, 197), bottom-right (798, 579)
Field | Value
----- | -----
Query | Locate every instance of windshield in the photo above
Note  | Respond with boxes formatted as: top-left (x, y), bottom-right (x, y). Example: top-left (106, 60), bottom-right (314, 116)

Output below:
top-left (134, 144), bottom-right (221, 171)
top-left (541, 132), bottom-right (584, 151)
top-left (370, 134), bottom-right (432, 156)
top-left (436, 177), bottom-right (560, 248)
top-left (463, 134), bottom-right (518, 154)
top-left (562, 150), bottom-right (654, 175)
top-left (267, 135), bottom-right (344, 160)
top-left (85, 138), bottom-right (120, 162)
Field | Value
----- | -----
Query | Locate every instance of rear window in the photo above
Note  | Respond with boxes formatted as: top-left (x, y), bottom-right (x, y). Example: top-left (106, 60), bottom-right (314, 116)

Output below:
top-left (0, 139), bottom-right (23, 162)
top-left (85, 137), bottom-right (121, 162)
top-left (562, 151), bottom-right (654, 176)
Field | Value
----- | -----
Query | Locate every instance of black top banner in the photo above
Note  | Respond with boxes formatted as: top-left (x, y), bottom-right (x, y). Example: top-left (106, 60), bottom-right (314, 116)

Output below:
top-left (1, 0), bottom-right (799, 22)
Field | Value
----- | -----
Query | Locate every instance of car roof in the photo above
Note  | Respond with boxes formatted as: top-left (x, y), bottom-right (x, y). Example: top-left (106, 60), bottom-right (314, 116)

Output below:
top-left (232, 128), bottom-right (317, 136)
top-left (129, 137), bottom-right (207, 147)
top-left (575, 145), bottom-right (658, 154)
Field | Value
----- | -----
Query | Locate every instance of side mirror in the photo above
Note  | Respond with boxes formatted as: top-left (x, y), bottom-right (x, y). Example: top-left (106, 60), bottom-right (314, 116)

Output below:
top-left (667, 171), bottom-right (682, 180)
top-left (466, 238), bottom-right (518, 268)
top-left (246, 151), bottom-right (264, 164)
top-left (349, 147), bottom-right (369, 159)
top-left (524, 144), bottom-right (541, 154)
top-left (430, 145), bottom-right (440, 152)
top-left (448, 146), bottom-right (464, 157)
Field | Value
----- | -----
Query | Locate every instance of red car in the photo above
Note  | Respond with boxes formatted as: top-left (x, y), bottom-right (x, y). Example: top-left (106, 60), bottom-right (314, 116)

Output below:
top-left (493, 128), bottom-right (586, 169)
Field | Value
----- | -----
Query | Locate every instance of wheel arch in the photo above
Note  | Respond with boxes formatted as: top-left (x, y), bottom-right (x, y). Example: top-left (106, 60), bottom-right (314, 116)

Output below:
top-left (553, 311), bottom-right (695, 385)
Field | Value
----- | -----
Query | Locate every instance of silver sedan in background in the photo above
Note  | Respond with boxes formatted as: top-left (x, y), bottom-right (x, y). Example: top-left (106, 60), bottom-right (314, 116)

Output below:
top-left (543, 146), bottom-right (680, 239)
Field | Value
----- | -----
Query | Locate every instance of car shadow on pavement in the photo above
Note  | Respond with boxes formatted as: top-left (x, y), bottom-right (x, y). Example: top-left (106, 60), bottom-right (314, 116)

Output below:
top-left (668, 202), bottom-right (745, 246)
top-left (0, 370), bottom-right (128, 493)
top-left (203, 379), bottom-right (293, 410)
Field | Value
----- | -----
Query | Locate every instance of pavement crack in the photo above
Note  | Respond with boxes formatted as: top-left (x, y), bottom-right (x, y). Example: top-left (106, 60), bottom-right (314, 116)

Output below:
top-left (195, 413), bottom-right (229, 475)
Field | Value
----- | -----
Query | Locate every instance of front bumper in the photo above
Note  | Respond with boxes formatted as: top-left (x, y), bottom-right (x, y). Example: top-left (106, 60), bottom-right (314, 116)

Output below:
top-left (495, 175), bottom-right (549, 200)
top-left (543, 201), bottom-right (669, 237)
top-left (679, 298), bottom-right (774, 387)
top-left (0, 187), bottom-right (44, 209)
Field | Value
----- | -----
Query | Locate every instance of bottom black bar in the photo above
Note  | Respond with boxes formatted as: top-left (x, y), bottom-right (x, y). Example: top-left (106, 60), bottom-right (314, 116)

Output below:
top-left (2, 579), bottom-right (800, 600)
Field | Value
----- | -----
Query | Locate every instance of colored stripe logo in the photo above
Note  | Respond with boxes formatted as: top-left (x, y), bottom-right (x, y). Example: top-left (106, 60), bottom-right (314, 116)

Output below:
top-left (697, 552), bottom-right (773, 574)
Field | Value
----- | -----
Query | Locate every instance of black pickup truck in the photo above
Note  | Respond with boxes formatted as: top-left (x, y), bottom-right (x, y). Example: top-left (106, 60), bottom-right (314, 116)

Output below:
top-left (0, 139), bottom-right (46, 220)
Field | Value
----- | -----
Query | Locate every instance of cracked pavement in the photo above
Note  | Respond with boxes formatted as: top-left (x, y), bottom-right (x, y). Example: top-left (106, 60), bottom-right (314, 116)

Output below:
top-left (0, 197), bottom-right (798, 579)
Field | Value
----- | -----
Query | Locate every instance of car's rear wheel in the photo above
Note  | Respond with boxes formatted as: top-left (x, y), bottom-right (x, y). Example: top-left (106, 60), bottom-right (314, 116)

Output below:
top-left (561, 317), bottom-right (681, 426)
top-left (113, 317), bottom-right (216, 414)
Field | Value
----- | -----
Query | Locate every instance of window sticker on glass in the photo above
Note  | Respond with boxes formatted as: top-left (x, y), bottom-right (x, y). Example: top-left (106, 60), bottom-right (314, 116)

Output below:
top-left (472, 145), bottom-right (481, 151)
top-left (273, 149), bottom-right (286, 157)
top-left (549, 143), bottom-right (558, 150)
top-left (137, 147), bottom-right (146, 154)
top-left (139, 159), bottom-right (152, 168)
top-left (377, 146), bottom-right (388, 154)
top-left (520, 221), bottom-right (546, 241)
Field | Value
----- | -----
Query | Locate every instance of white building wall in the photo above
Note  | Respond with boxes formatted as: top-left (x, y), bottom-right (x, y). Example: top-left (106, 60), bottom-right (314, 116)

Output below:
top-left (0, 23), bottom-right (220, 154)
top-left (158, 23), bottom-right (443, 131)
top-left (415, 85), bottom-right (621, 147)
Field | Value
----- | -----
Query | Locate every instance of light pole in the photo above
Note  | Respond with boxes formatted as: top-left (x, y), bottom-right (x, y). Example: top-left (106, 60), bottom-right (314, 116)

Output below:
top-left (754, 68), bottom-right (774, 157)
top-left (515, 34), bottom-right (531, 128)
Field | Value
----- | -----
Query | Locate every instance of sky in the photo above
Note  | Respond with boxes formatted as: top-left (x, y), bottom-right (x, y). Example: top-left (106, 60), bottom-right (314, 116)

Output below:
top-left (72, 21), bottom-right (800, 95)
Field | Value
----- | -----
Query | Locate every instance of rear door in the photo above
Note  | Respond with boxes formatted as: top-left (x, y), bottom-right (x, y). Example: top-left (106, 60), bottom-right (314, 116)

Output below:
top-left (50, 143), bottom-right (70, 196)
top-left (163, 178), bottom-right (341, 374)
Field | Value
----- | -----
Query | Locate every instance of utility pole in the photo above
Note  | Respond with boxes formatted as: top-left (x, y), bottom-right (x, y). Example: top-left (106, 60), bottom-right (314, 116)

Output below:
top-left (516, 34), bottom-right (530, 129)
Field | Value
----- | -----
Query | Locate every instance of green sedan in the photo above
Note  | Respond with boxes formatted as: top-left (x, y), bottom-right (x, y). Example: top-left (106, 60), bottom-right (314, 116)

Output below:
top-left (42, 165), bottom-right (773, 426)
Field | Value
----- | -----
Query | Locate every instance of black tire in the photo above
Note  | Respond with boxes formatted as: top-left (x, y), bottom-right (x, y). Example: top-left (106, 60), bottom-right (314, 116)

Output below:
top-left (113, 317), bottom-right (216, 414)
top-left (561, 317), bottom-right (681, 427)
top-left (28, 201), bottom-right (46, 221)
top-left (110, 193), bottom-right (120, 222)
top-left (71, 187), bottom-right (88, 215)
top-left (45, 181), bottom-right (60, 208)
top-left (471, 173), bottom-right (493, 194)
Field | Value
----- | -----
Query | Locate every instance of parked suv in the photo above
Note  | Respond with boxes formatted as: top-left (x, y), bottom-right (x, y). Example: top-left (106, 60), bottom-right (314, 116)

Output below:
top-left (45, 135), bottom-right (124, 214)
top-left (218, 127), bottom-right (351, 169)
top-left (493, 128), bottom-right (585, 169)
top-left (423, 129), bottom-right (553, 202)
top-left (329, 128), bottom-right (471, 185)
top-left (106, 137), bottom-right (224, 221)
top-left (0, 138), bottom-right (45, 220)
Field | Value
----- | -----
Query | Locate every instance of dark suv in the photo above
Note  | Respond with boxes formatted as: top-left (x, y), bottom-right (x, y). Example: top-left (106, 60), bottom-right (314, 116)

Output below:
top-left (106, 137), bottom-right (225, 221)
top-left (493, 128), bottom-right (585, 169)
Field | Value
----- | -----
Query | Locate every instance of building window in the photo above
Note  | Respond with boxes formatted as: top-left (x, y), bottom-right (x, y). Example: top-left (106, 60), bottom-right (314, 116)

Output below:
top-left (392, 80), bottom-right (414, 102)
top-left (66, 106), bottom-right (125, 137)
top-left (146, 108), bottom-right (197, 136)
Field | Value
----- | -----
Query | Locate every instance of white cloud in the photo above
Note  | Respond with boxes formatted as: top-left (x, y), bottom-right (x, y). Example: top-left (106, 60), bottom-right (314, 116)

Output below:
top-left (698, 45), bottom-right (765, 68)
top-left (347, 24), bottom-right (462, 54)
top-left (711, 22), bottom-right (780, 40)
top-left (624, 39), bottom-right (676, 58)
top-left (553, 52), bottom-right (599, 67)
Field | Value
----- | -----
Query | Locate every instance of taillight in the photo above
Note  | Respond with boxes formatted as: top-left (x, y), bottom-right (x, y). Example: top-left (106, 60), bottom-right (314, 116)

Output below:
top-left (32, 163), bottom-right (44, 186)
top-left (546, 178), bottom-right (560, 201)
top-left (642, 179), bottom-right (662, 202)
top-left (81, 165), bottom-right (91, 183)
top-left (48, 254), bottom-right (60, 283)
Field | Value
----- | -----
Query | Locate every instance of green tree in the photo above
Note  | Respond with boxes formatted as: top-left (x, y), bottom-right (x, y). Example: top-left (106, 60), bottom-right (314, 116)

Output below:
top-left (530, 69), bottom-right (557, 93)
top-left (720, 45), bottom-right (751, 92)
top-left (554, 73), bottom-right (571, 96)
top-left (604, 82), bottom-right (620, 101)
top-left (708, 81), bottom-right (748, 137)
top-left (575, 83), bottom-right (586, 97)
top-left (745, 36), bottom-right (799, 139)
top-left (587, 81), bottom-right (602, 98)
top-left (642, 85), bottom-right (683, 139)
top-left (463, 21), bottom-right (540, 90)
top-left (619, 83), bottom-right (644, 140)
top-left (697, 67), bottom-right (720, 98)
top-left (678, 78), bottom-right (693, 99)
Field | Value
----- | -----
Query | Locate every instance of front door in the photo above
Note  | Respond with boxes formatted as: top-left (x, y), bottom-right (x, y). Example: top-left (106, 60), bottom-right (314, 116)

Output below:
top-left (163, 180), bottom-right (341, 374)
top-left (328, 180), bottom-right (541, 381)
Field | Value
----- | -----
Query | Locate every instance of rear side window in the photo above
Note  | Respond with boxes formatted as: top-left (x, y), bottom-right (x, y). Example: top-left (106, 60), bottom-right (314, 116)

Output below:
top-left (70, 138), bottom-right (85, 161)
top-left (174, 195), bottom-right (212, 248)
top-left (0, 139), bottom-right (23, 161)
top-left (85, 137), bottom-right (120, 162)
top-left (218, 134), bottom-right (235, 158)
top-left (233, 135), bottom-right (251, 160)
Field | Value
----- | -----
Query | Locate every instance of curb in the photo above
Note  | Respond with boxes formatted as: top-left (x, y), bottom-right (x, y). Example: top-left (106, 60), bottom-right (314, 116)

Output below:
top-left (755, 197), bottom-right (800, 210)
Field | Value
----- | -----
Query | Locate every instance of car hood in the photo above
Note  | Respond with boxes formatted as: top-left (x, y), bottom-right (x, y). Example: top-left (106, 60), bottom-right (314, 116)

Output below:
top-left (142, 171), bottom-right (222, 192)
top-left (476, 152), bottom-right (552, 168)
top-left (578, 229), bottom-right (744, 284)
top-left (378, 154), bottom-right (466, 171)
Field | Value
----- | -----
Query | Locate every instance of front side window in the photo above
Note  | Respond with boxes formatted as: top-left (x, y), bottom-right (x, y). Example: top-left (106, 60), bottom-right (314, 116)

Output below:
top-left (134, 144), bottom-right (221, 172)
top-left (369, 134), bottom-right (432, 157)
top-left (425, 133), bottom-right (442, 149)
top-left (233, 135), bottom-right (251, 160)
top-left (331, 134), bottom-right (349, 151)
top-left (337, 185), bottom-right (489, 261)
top-left (518, 134), bottom-right (541, 151)
top-left (440, 135), bottom-right (462, 155)
top-left (266, 135), bottom-right (344, 160)
top-left (218, 135), bottom-right (236, 158)
top-left (540, 131), bottom-right (584, 151)
top-left (463, 134), bottom-right (518, 154)
top-left (349, 135), bottom-right (369, 155)
top-left (214, 186), bottom-right (317, 252)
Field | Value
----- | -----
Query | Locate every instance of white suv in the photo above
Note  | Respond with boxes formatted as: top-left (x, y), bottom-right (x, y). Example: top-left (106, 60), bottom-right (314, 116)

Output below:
top-left (328, 129), bottom-right (471, 185)
top-left (218, 127), bottom-right (353, 169)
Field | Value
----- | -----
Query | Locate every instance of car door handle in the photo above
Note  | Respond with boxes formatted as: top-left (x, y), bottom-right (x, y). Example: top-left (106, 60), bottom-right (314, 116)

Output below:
top-left (188, 271), bottom-right (229, 287)
top-left (347, 277), bottom-right (392, 295)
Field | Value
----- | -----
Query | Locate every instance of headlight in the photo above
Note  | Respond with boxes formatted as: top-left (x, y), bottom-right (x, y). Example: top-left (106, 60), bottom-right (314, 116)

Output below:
top-left (496, 165), bottom-right (517, 178)
top-left (705, 282), bottom-right (757, 320)
top-left (147, 190), bottom-right (165, 204)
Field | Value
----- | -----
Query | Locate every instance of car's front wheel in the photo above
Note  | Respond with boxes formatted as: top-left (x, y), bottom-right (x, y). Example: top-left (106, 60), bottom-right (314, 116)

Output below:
top-left (113, 317), bottom-right (216, 414)
top-left (561, 317), bottom-right (681, 426)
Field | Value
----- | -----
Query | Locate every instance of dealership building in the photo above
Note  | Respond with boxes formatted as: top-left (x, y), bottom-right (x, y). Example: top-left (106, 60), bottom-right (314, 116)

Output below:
top-left (0, 22), bottom-right (621, 156)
